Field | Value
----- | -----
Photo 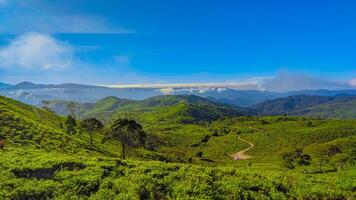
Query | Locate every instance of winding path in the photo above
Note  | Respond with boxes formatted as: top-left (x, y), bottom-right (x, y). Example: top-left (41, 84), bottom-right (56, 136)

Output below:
top-left (230, 136), bottom-right (255, 160)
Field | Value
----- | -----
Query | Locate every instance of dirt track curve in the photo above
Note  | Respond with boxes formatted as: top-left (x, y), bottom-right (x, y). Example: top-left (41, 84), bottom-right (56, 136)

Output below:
top-left (230, 136), bottom-right (255, 160)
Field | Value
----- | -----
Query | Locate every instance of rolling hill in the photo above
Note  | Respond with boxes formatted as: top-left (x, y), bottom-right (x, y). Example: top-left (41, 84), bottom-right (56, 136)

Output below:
top-left (251, 95), bottom-right (334, 115)
top-left (0, 95), bottom-right (121, 155)
top-left (45, 95), bottom-right (252, 124)
top-left (289, 97), bottom-right (356, 118)
top-left (252, 95), bottom-right (356, 118)
top-left (0, 95), bottom-right (355, 199)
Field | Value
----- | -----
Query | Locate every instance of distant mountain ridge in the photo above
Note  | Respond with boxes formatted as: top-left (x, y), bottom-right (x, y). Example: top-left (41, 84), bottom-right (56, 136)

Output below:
top-left (1, 81), bottom-right (356, 108)
top-left (288, 97), bottom-right (356, 118)
top-left (11, 81), bottom-right (101, 89)
top-left (251, 95), bottom-right (334, 115)
top-left (252, 94), bottom-right (356, 118)
top-left (0, 82), bottom-right (12, 89)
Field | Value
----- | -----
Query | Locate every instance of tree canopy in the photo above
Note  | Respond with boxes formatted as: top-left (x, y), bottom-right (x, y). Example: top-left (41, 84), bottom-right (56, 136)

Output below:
top-left (65, 115), bottom-right (77, 134)
top-left (102, 119), bottom-right (146, 159)
top-left (81, 118), bottom-right (104, 145)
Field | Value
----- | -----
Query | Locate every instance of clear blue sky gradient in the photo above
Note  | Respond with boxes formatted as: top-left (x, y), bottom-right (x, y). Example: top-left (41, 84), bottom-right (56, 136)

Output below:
top-left (0, 0), bottom-right (355, 84)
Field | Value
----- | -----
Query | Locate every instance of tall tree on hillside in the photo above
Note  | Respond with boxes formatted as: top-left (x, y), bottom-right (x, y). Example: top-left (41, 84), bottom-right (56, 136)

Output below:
top-left (66, 102), bottom-right (78, 118)
top-left (102, 119), bottom-right (146, 159)
top-left (0, 135), bottom-right (6, 150)
top-left (81, 118), bottom-right (104, 145)
top-left (65, 115), bottom-right (77, 134)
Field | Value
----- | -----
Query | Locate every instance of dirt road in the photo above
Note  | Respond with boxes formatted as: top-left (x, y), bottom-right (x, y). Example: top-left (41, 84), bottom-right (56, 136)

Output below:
top-left (231, 136), bottom-right (255, 160)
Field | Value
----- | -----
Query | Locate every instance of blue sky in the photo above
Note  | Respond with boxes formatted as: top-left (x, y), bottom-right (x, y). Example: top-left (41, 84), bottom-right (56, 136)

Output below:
top-left (0, 0), bottom-right (355, 89)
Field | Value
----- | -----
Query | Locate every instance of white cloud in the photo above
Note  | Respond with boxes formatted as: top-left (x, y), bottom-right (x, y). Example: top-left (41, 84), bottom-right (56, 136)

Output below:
top-left (159, 88), bottom-right (175, 95)
top-left (0, 32), bottom-right (73, 70)
top-left (102, 82), bottom-right (259, 90)
top-left (349, 79), bottom-right (356, 87)
top-left (256, 71), bottom-right (352, 92)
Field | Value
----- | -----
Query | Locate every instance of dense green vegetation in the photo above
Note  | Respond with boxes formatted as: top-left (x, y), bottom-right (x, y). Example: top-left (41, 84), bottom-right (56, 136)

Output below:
top-left (251, 95), bottom-right (333, 115)
top-left (0, 95), bottom-right (355, 199)
top-left (252, 95), bottom-right (356, 119)
top-left (290, 97), bottom-right (356, 118)
top-left (46, 95), bottom-right (250, 124)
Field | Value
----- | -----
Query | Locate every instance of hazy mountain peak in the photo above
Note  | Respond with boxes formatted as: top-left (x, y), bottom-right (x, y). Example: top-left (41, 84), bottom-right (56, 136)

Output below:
top-left (0, 82), bottom-right (12, 89)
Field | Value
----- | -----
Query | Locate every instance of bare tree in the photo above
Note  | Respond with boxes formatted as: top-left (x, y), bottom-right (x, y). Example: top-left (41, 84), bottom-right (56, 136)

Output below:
top-left (66, 102), bottom-right (78, 118)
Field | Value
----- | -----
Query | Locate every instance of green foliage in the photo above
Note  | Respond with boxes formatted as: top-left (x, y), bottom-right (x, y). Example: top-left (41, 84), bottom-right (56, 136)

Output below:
top-left (282, 149), bottom-right (312, 169)
top-left (0, 149), bottom-right (355, 199)
top-left (0, 95), bottom-right (122, 155)
top-left (65, 115), bottom-right (77, 134)
top-left (102, 119), bottom-right (146, 159)
top-left (0, 95), bottom-right (355, 199)
top-left (81, 118), bottom-right (104, 145)
top-left (75, 95), bottom-right (249, 124)
top-left (252, 95), bottom-right (333, 115)
top-left (292, 97), bottom-right (356, 119)
top-left (253, 95), bottom-right (356, 119)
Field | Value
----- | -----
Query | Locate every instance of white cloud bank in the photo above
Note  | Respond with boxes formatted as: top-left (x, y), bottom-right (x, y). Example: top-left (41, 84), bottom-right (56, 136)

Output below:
top-left (257, 72), bottom-right (355, 92)
top-left (102, 82), bottom-right (259, 89)
top-left (0, 32), bottom-right (73, 70)
top-left (349, 79), bottom-right (356, 87)
top-left (102, 72), bottom-right (356, 93)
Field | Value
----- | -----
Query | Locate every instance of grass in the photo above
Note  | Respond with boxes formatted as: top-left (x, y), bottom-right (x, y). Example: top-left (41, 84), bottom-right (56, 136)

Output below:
top-left (291, 98), bottom-right (356, 118)
top-left (0, 148), bottom-right (355, 199)
top-left (0, 95), bottom-right (355, 199)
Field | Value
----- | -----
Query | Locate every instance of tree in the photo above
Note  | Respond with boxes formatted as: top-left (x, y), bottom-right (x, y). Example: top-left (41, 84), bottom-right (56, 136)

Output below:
top-left (282, 148), bottom-right (312, 170)
top-left (66, 102), bottom-right (78, 118)
top-left (65, 115), bottom-right (77, 134)
top-left (0, 135), bottom-right (6, 150)
top-left (315, 144), bottom-right (341, 171)
top-left (81, 118), bottom-right (104, 145)
top-left (102, 119), bottom-right (146, 159)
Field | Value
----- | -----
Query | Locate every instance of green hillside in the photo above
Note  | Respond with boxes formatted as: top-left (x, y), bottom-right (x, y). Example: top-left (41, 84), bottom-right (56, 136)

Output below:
top-left (79, 96), bottom-right (133, 121)
top-left (252, 95), bottom-right (356, 119)
top-left (0, 96), bottom-right (121, 155)
top-left (104, 95), bottom-right (249, 124)
top-left (0, 95), bottom-right (355, 199)
top-left (251, 95), bottom-right (333, 115)
top-left (52, 95), bottom-right (250, 124)
top-left (2, 148), bottom-right (355, 199)
top-left (289, 97), bottom-right (356, 118)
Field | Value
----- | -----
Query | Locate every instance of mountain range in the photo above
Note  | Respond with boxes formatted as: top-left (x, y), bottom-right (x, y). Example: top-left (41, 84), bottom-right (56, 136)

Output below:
top-left (42, 95), bottom-right (251, 124)
top-left (1, 93), bottom-right (355, 199)
top-left (39, 93), bottom-right (356, 123)
top-left (1, 81), bottom-right (356, 107)
top-left (252, 94), bottom-right (356, 118)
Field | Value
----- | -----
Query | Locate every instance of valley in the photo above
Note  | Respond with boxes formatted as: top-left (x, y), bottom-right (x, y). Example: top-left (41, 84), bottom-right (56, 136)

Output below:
top-left (1, 1), bottom-right (355, 199)
top-left (0, 94), bottom-right (355, 199)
